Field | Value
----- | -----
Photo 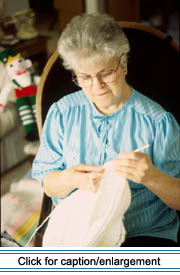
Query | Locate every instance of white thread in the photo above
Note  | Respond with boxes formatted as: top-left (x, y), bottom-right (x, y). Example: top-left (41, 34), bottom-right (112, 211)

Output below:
top-left (89, 164), bottom-right (106, 190)
top-left (25, 210), bottom-right (54, 246)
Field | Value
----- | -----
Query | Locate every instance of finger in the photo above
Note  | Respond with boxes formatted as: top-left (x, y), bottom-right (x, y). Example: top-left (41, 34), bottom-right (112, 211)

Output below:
top-left (112, 159), bottom-right (149, 172)
top-left (89, 172), bottom-right (102, 183)
top-left (88, 170), bottom-right (103, 191)
top-left (74, 173), bottom-right (93, 191)
top-left (89, 172), bottom-right (103, 180)
top-left (117, 152), bottom-right (136, 159)
top-left (117, 152), bottom-right (148, 160)
top-left (111, 158), bottom-right (137, 167)
top-left (90, 177), bottom-right (101, 193)
top-left (106, 159), bottom-right (140, 174)
top-left (75, 171), bottom-right (102, 192)
top-left (112, 168), bottom-right (139, 183)
top-left (75, 164), bottom-right (102, 172)
top-left (113, 166), bottom-right (146, 184)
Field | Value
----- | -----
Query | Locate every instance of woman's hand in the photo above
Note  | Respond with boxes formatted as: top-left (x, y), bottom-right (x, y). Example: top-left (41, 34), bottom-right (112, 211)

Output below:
top-left (64, 164), bottom-right (104, 192)
top-left (108, 152), bottom-right (159, 185)
top-left (43, 164), bottom-right (104, 198)
top-left (108, 152), bottom-right (180, 210)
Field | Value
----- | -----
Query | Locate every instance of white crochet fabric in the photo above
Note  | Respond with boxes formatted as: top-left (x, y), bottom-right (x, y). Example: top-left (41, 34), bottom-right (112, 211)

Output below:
top-left (43, 163), bottom-right (131, 247)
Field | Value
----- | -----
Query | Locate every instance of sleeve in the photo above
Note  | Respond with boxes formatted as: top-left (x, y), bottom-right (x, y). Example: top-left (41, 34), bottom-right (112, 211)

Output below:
top-left (32, 102), bottom-right (65, 185)
top-left (152, 112), bottom-right (180, 178)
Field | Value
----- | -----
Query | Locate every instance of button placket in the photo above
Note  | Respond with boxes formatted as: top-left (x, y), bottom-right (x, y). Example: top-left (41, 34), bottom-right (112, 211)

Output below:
top-left (105, 118), bottom-right (110, 145)
top-left (97, 119), bottom-right (105, 164)
top-left (102, 118), bottom-right (110, 163)
top-left (94, 117), bottom-right (110, 165)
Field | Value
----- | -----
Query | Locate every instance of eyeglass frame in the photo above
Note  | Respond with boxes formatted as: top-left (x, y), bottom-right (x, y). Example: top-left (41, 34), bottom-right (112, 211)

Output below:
top-left (72, 55), bottom-right (122, 87)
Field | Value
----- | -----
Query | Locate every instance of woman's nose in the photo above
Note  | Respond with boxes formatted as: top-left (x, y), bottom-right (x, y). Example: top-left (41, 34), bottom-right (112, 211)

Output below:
top-left (92, 75), bottom-right (105, 88)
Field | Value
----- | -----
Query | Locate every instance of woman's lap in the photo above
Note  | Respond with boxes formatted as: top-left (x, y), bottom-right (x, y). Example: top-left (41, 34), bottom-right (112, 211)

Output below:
top-left (121, 236), bottom-right (178, 247)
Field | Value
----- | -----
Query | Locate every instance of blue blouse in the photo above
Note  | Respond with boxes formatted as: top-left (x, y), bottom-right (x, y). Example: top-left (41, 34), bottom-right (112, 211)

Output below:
top-left (32, 87), bottom-right (180, 242)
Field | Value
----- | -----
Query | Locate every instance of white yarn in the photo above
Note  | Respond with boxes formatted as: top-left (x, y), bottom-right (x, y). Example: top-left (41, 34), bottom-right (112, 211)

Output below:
top-left (26, 145), bottom-right (149, 247)
top-left (42, 162), bottom-right (131, 247)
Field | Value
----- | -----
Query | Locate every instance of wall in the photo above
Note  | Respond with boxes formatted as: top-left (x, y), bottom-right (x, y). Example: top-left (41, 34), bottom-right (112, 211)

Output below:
top-left (106, 0), bottom-right (140, 22)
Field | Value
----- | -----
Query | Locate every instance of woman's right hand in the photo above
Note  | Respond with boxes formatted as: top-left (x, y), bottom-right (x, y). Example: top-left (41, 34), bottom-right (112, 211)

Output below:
top-left (63, 164), bottom-right (104, 193)
top-left (43, 164), bottom-right (104, 198)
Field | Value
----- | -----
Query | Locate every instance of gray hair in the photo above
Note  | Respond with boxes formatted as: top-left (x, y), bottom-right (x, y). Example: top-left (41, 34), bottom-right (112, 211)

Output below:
top-left (57, 13), bottom-right (130, 71)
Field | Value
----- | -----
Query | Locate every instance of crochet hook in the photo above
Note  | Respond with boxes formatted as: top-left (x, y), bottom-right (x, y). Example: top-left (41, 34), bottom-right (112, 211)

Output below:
top-left (134, 144), bottom-right (150, 152)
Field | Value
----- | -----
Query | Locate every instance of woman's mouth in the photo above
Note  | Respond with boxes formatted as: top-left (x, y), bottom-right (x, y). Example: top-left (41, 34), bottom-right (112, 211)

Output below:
top-left (96, 91), bottom-right (109, 96)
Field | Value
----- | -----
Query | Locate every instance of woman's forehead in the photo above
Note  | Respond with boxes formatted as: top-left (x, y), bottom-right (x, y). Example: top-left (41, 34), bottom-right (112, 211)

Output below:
top-left (74, 56), bottom-right (118, 75)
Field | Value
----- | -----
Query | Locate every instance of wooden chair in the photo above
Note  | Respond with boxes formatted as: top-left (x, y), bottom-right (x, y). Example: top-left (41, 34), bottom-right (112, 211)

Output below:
top-left (34, 22), bottom-right (179, 247)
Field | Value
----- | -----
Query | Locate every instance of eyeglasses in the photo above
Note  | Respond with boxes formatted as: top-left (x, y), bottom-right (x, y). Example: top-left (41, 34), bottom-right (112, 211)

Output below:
top-left (72, 56), bottom-right (121, 87)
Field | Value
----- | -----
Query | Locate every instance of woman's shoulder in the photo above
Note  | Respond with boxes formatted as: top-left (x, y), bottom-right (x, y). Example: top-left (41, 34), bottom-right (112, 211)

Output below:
top-left (55, 90), bottom-right (89, 111)
top-left (131, 89), bottom-right (168, 122)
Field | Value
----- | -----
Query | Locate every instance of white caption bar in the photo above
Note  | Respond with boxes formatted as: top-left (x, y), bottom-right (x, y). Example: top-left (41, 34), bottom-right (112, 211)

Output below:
top-left (0, 248), bottom-right (179, 272)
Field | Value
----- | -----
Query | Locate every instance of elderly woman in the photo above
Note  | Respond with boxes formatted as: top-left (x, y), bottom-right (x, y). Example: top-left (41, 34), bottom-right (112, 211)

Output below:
top-left (32, 13), bottom-right (180, 247)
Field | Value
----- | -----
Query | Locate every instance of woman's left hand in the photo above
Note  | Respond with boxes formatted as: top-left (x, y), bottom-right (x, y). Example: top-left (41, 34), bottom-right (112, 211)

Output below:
top-left (108, 152), bottom-right (159, 185)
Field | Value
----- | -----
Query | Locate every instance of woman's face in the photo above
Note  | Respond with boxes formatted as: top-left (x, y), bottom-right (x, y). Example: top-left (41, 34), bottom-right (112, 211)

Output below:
top-left (74, 56), bottom-right (129, 114)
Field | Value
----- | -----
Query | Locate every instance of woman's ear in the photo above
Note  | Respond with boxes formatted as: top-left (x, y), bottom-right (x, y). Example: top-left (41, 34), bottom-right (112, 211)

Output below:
top-left (121, 55), bottom-right (128, 74)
